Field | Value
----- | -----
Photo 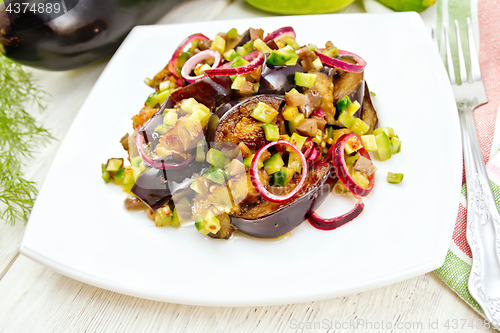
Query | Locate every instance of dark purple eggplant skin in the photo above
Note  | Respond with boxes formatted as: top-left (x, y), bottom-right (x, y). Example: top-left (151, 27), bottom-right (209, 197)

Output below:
top-left (131, 160), bottom-right (209, 211)
top-left (231, 163), bottom-right (337, 238)
top-left (210, 94), bottom-right (337, 238)
top-left (141, 75), bottom-right (233, 147)
top-left (0, 0), bottom-right (184, 71)
top-left (258, 59), bottom-right (304, 95)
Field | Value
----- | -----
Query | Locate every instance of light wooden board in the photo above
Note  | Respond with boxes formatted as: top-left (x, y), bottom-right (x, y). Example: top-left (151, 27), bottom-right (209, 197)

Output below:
top-left (0, 0), bottom-right (495, 332)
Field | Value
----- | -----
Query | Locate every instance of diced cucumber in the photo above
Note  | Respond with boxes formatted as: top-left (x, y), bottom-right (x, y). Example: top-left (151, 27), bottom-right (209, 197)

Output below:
top-left (146, 90), bottom-right (171, 108)
top-left (195, 212), bottom-right (221, 235)
top-left (287, 113), bottom-right (305, 134)
top-left (231, 75), bottom-right (246, 90)
top-left (190, 179), bottom-right (202, 194)
top-left (294, 72), bottom-right (317, 88)
top-left (288, 151), bottom-right (302, 174)
top-left (352, 170), bottom-right (370, 188)
top-left (123, 167), bottom-right (135, 185)
top-left (113, 167), bottom-right (126, 185)
top-left (155, 205), bottom-right (173, 227)
top-left (344, 135), bottom-right (363, 155)
top-left (253, 38), bottom-right (273, 53)
top-left (131, 156), bottom-right (142, 168)
top-left (345, 153), bottom-right (360, 165)
top-left (171, 208), bottom-right (180, 227)
top-left (349, 118), bottom-right (369, 136)
top-left (345, 101), bottom-right (360, 116)
top-left (336, 96), bottom-right (352, 113)
top-left (274, 166), bottom-right (294, 186)
top-left (264, 153), bottom-right (284, 175)
top-left (243, 154), bottom-right (264, 169)
top-left (154, 124), bottom-right (170, 135)
top-left (163, 111), bottom-right (178, 127)
top-left (159, 81), bottom-right (170, 92)
top-left (250, 102), bottom-right (278, 123)
top-left (203, 166), bottom-right (228, 184)
top-left (289, 132), bottom-right (307, 150)
top-left (211, 34), bottom-right (226, 56)
top-left (338, 111), bottom-right (355, 128)
top-left (226, 28), bottom-right (239, 40)
top-left (106, 158), bottom-right (124, 173)
top-left (361, 134), bottom-right (378, 152)
top-left (231, 56), bottom-right (248, 68)
top-left (223, 49), bottom-right (239, 61)
top-left (373, 126), bottom-right (395, 138)
top-left (387, 172), bottom-right (404, 184)
top-left (322, 46), bottom-right (338, 57)
top-left (196, 140), bottom-right (206, 162)
top-left (101, 164), bottom-right (110, 183)
top-left (261, 123), bottom-right (280, 141)
top-left (266, 51), bottom-right (293, 66)
top-left (391, 136), bottom-right (401, 154)
top-left (312, 58), bottom-right (323, 70)
top-left (375, 131), bottom-right (392, 161)
top-left (206, 148), bottom-right (226, 168)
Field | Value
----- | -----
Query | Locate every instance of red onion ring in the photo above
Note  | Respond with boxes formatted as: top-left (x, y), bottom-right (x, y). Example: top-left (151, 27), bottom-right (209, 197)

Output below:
top-left (250, 140), bottom-right (307, 203)
top-left (315, 49), bottom-right (367, 73)
top-left (308, 197), bottom-right (364, 230)
top-left (181, 49), bottom-right (221, 83)
top-left (263, 26), bottom-right (296, 43)
top-left (168, 33), bottom-right (210, 79)
top-left (307, 148), bottom-right (321, 164)
top-left (302, 138), bottom-right (313, 159)
top-left (333, 133), bottom-right (374, 197)
top-left (204, 51), bottom-right (264, 76)
top-left (135, 133), bottom-right (195, 170)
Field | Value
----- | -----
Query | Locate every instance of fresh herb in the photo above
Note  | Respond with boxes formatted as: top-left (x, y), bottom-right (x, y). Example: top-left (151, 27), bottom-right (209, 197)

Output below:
top-left (0, 55), bottom-right (53, 225)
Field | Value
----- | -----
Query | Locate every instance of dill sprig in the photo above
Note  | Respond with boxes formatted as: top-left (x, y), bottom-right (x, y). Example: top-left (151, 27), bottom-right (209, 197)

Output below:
top-left (0, 54), bottom-right (53, 225)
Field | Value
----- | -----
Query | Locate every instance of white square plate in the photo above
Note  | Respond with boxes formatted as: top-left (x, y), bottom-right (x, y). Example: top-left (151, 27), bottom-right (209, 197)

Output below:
top-left (21, 12), bottom-right (461, 306)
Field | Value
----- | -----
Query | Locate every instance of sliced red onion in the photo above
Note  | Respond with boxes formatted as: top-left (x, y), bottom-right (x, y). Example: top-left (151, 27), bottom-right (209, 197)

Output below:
top-left (315, 49), bottom-right (367, 73)
top-left (181, 49), bottom-right (221, 83)
top-left (136, 133), bottom-right (195, 170)
top-left (307, 148), bottom-right (321, 164)
top-left (333, 133), bottom-right (374, 197)
top-left (250, 140), bottom-right (307, 203)
top-left (168, 33), bottom-right (210, 79)
top-left (263, 26), bottom-right (296, 43)
top-left (204, 51), bottom-right (264, 76)
top-left (303, 138), bottom-right (313, 159)
top-left (308, 197), bottom-right (364, 230)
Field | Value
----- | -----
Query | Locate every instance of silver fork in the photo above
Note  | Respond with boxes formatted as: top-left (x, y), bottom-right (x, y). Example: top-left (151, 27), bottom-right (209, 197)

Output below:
top-left (434, 18), bottom-right (500, 325)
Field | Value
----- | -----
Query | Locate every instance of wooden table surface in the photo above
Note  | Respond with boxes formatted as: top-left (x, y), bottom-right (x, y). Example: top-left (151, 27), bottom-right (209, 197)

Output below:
top-left (0, 1), bottom-right (494, 332)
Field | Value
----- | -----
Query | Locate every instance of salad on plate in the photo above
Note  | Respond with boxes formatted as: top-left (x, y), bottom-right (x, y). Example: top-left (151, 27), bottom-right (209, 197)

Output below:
top-left (101, 26), bottom-right (402, 239)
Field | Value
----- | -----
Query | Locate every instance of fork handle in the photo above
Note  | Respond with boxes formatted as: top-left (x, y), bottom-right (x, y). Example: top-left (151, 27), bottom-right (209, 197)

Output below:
top-left (458, 100), bottom-right (500, 326)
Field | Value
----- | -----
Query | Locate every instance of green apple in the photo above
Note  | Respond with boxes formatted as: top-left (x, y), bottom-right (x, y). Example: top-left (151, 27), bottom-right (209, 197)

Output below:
top-left (375, 0), bottom-right (436, 12)
top-left (245, 0), bottom-right (356, 15)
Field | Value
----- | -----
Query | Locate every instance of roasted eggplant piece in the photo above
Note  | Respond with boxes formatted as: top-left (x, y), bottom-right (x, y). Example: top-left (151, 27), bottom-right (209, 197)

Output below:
top-left (361, 82), bottom-right (378, 133)
top-left (207, 94), bottom-right (337, 238)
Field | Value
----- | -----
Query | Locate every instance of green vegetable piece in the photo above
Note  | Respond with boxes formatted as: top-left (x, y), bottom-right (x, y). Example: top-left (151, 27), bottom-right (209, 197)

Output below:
top-left (113, 167), bottom-right (126, 185)
top-left (131, 156), bottom-right (142, 168)
top-left (290, 132), bottom-right (307, 150)
top-left (250, 102), bottom-right (278, 123)
top-left (244, 154), bottom-right (264, 169)
top-left (101, 164), bottom-right (110, 184)
top-left (391, 136), bottom-right (402, 154)
top-left (231, 75), bottom-right (246, 90)
top-left (370, 91), bottom-right (377, 97)
top-left (106, 158), bottom-right (123, 173)
top-left (345, 101), bottom-right (360, 116)
top-left (171, 208), bottom-right (181, 227)
top-left (190, 179), bottom-right (202, 194)
top-left (282, 105), bottom-right (299, 121)
top-left (253, 38), bottom-right (273, 53)
top-left (336, 96), bottom-right (352, 113)
top-left (154, 124), bottom-right (170, 135)
top-left (163, 110), bottom-right (178, 127)
top-left (146, 90), bottom-right (171, 108)
top-left (327, 126), bottom-right (334, 138)
top-left (294, 72), bottom-right (317, 88)
top-left (288, 151), bottom-right (302, 174)
top-left (211, 34), bottom-right (226, 56)
top-left (155, 205), bottom-right (173, 227)
top-left (375, 132), bottom-right (392, 161)
top-left (373, 126), bottom-right (395, 139)
top-left (287, 113), bottom-right (305, 134)
top-left (196, 140), bottom-right (207, 162)
top-left (361, 134), bottom-right (378, 152)
top-left (344, 135), bottom-right (363, 155)
top-left (123, 168), bottom-right (136, 185)
top-left (387, 172), bottom-right (404, 184)
top-left (284, 37), bottom-right (300, 49)
top-left (338, 111), bottom-right (355, 128)
top-left (226, 28), bottom-right (239, 40)
top-left (203, 166), bottom-right (228, 184)
top-left (345, 153), bottom-right (360, 165)
top-left (264, 153), bottom-right (284, 175)
top-left (231, 56), bottom-right (248, 68)
top-left (266, 51), bottom-right (293, 66)
top-left (223, 49), bottom-right (239, 61)
top-left (177, 51), bottom-right (190, 69)
top-left (273, 166), bottom-right (294, 186)
top-left (262, 123), bottom-right (280, 141)
top-left (206, 148), bottom-right (226, 168)
top-left (322, 46), bottom-right (338, 57)
top-left (195, 212), bottom-right (221, 235)
top-left (349, 118), bottom-right (369, 136)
